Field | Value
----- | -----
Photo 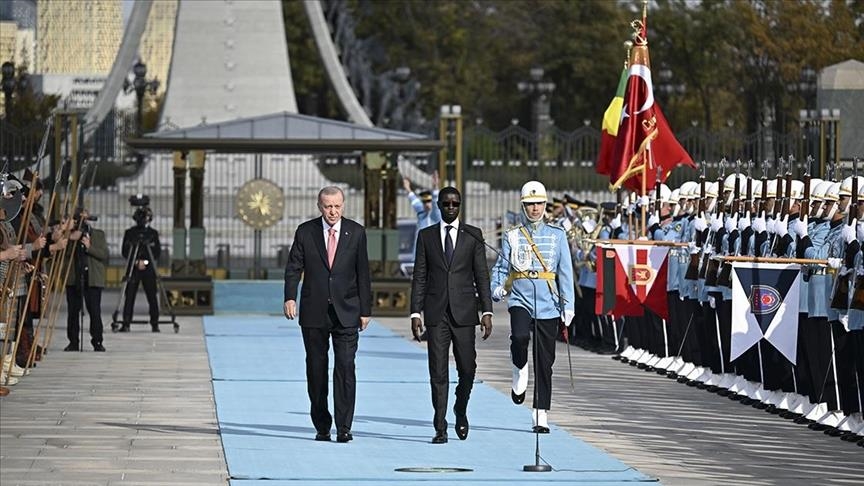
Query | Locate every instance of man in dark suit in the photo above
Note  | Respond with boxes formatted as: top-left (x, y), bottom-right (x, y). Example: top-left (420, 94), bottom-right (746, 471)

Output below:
top-left (284, 186), bottom-right (372, 444)
top-left (410, 186), bottom-right (493, 444)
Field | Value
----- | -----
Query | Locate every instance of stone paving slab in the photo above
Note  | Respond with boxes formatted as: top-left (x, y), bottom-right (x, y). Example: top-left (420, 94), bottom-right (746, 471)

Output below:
top-left (0, 300), bottom-right (228, 486)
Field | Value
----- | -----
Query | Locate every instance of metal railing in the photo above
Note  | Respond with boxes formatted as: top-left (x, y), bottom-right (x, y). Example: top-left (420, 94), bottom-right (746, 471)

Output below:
top-left (1, 113), bottom-right (844, 278)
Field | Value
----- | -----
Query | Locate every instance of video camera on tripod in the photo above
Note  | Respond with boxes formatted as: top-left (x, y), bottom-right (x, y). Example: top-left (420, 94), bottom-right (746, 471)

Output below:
top-left (111, 193), bottom-right (178, 332)
top-left (129, 194), bottom-right (153, 228)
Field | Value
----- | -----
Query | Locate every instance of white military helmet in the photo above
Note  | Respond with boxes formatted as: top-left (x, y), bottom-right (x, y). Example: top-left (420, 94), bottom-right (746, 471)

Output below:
top-left (789, 180), bottom-right (805, 200)
top-left (679, 181), bottom-right (698, 199)
top-left (824, 182), bottom-right (842, 219)
top-left (807, 178), bottom-right (823, 198)
top-left (705, 181), bottom-right (719, 198)
top-left (839, 176), bottom-right (864, 197)
top-left (751, 180), bottom-right (763, 198)
top-left (722, 174), bottom-right (746, 193)
top-left (811, 180), bottom-right (832, 202)
top-left (824, 182), bottom-right (841, 202)
top-left (520, 180), bottom-right (548, 203)
top-left (670, 188), bottom-right (681, 205)
top-left (765, 180), bottom-right (779, 198)
top-left (658, 183), bottom-right (672, 204)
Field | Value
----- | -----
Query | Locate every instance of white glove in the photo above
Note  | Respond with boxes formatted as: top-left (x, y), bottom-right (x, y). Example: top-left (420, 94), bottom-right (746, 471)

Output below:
top-left (710, 214), bottom-right (723, 232)
top-left (688, 241), bottom-right (699, 255)
top-left (842, 222), bottom-right (857, 244)
top-left (724, 214), bottom-right (738, 233)
top-left (775, 215), bottom-right (789, 238)
top-left (738, 212), bottom-right (750, 232)
top-left (827, 257), bottom-right (843, 269)
top-left (609, 214), bottom-right (622, 229)
top-left (647, 213), bottom-right (660, 228)
top-left (693, 214), bottom-right (707, 232)
top-left (562, 309), bottom-right (575, 327)
top-left (766, 217), bottom-right (776, 234)
top-left (752, 214), bottom-right (767, 233)
top-left (582, 218), bottom-right (597, 234)
top-left (492, 286), bottom-right (508, 301)
top-left (791, 217), bottom-right (808, 238)
top-left (639, 195), bottom-right (650, 207)
top-left (858, 221), bottom-right (864, 242)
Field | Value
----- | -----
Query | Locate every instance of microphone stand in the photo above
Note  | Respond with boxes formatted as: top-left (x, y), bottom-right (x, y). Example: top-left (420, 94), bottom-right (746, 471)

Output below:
top-left (461, 227), bottom-right (561, 472)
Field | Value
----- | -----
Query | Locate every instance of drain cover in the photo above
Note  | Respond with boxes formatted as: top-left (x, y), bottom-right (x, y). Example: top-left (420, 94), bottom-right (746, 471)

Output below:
top-left (395, 467), bottom-right (473, 473)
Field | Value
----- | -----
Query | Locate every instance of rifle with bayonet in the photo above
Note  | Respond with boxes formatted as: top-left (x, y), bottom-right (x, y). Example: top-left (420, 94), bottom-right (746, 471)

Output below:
top-left (833, 157), bottom-right (863, 310)
top-left (703, 158), bottom-right (727, 285)
top-left (685, 163), bottom-right (707, 280)
top-left (718, 160), bottom-right (745, 287)
top-left (795, 156), bottom-right (813, 259)
top-left (740, 160), bottom-right (754, 256)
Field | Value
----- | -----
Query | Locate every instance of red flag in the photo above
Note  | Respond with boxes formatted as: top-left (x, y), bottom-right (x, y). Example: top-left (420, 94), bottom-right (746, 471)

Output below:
top-left (596, 67), bottom-right (628, 176)
top-left (607, 18), bottom-right (694, 193)
top-left (613, 243), bottom-right (671, 319)
top-left (595, 245), bottom-right (642, 317)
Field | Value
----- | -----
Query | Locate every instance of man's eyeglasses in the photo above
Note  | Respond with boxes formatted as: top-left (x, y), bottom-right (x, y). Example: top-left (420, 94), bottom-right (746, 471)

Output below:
top-left (440, 202), bottom-right (461, 208)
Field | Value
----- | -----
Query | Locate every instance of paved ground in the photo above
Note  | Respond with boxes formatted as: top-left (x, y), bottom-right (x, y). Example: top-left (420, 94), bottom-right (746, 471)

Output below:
top-left (2, 291), bottom-right (863, 485)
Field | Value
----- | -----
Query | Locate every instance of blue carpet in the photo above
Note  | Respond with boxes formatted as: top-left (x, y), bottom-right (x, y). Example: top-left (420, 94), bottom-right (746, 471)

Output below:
top-left (204, 315), bottom-right (655, 484)
top-left (213, 280), bottom-right (285, 314)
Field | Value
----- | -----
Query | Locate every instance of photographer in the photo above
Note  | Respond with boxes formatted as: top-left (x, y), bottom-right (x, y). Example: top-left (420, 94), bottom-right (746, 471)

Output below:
top-left (120, 196), bottom-right (161, 332)
top-left (64, 208), bottom-right (108, 352)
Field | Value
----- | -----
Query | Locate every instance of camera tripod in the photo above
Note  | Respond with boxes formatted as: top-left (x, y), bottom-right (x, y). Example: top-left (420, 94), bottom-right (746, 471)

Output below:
top-left (110, 239), bottom-right (178, 333)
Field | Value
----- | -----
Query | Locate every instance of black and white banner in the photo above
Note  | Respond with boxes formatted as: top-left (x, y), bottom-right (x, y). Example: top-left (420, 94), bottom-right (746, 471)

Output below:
top-left (730, 262), bottom-right (801, 363)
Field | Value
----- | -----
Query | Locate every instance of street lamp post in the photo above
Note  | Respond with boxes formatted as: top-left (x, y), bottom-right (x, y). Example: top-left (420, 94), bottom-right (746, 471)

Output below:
top-left (123, 60), bottom-right (160, 136)
top-left (517, 67), bottom-right (555, 161)
top-left (799, 108), bottom-right (841, 179)
top-left (2, 61), bottom-right (16, 119)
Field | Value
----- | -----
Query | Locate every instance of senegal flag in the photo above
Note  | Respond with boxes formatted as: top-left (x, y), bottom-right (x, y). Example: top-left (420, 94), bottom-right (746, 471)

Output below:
top-left (595, 67), bottom-right (628, 176)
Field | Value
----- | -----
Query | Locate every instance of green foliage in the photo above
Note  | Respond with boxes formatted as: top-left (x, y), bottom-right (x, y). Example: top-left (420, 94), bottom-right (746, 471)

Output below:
top-left (0, 65), bottom-right (59, 171)
top-left (281, 0), bottom-right (863, 139)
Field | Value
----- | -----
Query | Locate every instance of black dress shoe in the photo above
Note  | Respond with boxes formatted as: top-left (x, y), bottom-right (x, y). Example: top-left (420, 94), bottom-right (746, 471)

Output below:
top-left (151, 325), bottom-right (161, 333)
top-left (455, 416), bottom-right (469, 440)
top-left (110, 323), bottom-right (119, 332)
top-left (511, 389), bottom-right (525, 404)
top-left (63, 343), bottom-right (80, 352)
top-left (431, 431), bottom-right (448, 444)
top-left (119, 325), bottom-right (130, 332)
top-left (532, 425), bottom-right (550, 434)
top-left (314, 432), bottom-right (331, 442)
top-left (93, 343), bottom-right (106, 352)
top-left (336, 431), bottom-right (353, 443)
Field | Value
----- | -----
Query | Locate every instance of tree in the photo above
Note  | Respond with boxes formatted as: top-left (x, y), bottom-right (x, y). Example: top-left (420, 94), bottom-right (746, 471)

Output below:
top-left (0, 64), bottom-right (60, 172)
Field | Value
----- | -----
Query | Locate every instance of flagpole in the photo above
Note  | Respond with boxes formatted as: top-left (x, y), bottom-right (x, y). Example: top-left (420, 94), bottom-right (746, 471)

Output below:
top-left (720, 255), bottom-right (828, 266)
top-left (641, 153), bottom-right (647, 237)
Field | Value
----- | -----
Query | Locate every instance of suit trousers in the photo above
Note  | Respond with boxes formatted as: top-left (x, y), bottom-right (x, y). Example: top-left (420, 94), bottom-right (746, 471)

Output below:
top-left (427, 308), bottom-right (476, 433)
top-left (509, 306), bottom-right (558, 410)
top-left (66, 285), bottom-right (104, 346)
top-left (301, 304), bottom-right (359, 434)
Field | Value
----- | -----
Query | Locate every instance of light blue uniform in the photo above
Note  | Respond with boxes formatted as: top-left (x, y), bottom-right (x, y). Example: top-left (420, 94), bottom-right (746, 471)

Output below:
top-left (491, 216), bottom-right (575, 320)
top-left (407, 189), bottom-right (441, 254)
top-left (803, 219), bottom-right (831, 318)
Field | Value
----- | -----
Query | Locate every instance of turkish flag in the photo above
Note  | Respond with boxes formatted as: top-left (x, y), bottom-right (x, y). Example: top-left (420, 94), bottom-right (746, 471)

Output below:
top-left (609, 40), bottom-right (695, 193)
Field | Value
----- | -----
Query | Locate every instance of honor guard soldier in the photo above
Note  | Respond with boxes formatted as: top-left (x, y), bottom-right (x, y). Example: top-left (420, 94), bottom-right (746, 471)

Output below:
top-left (491, 180), bottom-right (575, 433)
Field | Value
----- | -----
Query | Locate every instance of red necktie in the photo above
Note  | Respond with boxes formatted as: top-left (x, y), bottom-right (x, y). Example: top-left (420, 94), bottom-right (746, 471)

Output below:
top-left (327, 228), bottom-right (337, 268)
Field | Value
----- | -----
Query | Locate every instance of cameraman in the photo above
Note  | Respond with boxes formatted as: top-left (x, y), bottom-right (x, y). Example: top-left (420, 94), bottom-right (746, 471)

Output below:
top-left (120, 203), bottom-right (161, 332)
top-left (64, 208), bottom-right (108, 352)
